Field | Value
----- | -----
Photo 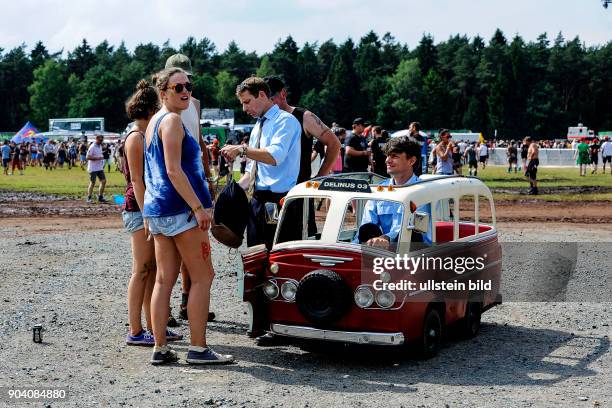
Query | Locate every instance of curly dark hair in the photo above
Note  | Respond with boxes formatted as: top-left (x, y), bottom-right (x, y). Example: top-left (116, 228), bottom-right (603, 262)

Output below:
top-left (125, 80), bottom-right (160, 120)
top-left (383, 136), bottom-right (421, 158)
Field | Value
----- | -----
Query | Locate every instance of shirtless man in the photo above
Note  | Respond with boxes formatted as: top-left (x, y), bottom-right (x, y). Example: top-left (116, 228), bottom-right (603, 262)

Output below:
top-left (524, 136), bottom-right (539, 195)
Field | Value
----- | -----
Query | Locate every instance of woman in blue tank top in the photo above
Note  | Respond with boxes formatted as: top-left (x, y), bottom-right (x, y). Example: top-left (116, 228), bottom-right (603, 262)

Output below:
top-left (144, 67), bottom-right (233, 366)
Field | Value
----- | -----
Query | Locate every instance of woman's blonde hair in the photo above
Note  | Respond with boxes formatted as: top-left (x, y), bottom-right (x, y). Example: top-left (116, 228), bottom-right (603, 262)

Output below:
top-left (152, 67), bottom-right (186, 91)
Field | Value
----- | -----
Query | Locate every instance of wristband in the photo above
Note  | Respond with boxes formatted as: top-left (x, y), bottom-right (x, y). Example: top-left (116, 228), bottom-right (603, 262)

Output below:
top-left (192, 204), bottom-right (203, 213)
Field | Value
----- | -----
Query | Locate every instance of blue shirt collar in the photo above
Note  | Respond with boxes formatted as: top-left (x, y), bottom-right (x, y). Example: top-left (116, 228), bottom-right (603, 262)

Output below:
top-left (389, 174), bottom-right (420, 186)
top-left (260, 104), bottom-right (280, 122)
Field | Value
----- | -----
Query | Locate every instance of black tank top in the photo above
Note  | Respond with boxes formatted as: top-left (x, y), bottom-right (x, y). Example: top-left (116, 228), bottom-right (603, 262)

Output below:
top-left (291, 107), bottom-right (313, 183)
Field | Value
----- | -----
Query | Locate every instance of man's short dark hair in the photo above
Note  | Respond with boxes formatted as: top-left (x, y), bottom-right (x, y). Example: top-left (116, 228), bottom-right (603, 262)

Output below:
top-left (264, 76), bottom-right (285, 96)
top-left (410, 122), bottom-right (421, 131)
top-left (383, 136), bottom-right (421, 158)
top-left (353, 117), bottom-right (366, 126)
top-left (236, 77), bottom-right (271, 98)
top-left (373, 126), bottom-right (382, 134)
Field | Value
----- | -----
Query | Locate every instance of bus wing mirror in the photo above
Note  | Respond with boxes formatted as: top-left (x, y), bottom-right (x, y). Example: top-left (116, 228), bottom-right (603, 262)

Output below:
top-left (264, 202), bottom-right (279, 225)
top-left (408, 211), bottom-right (429, 233)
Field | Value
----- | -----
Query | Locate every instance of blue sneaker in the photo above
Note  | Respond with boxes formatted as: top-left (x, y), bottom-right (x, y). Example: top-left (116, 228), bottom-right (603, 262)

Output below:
top-left (126, 329), bottom-right (155, 346)
top-left (150, 346), bottom-right (179, 365)
top-left (186, 346), bottom-right (234, 365)
top-left (166, 328), bottom-right (183, 341)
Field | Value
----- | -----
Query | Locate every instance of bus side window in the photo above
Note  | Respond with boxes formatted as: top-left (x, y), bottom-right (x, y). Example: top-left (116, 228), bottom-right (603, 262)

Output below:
top-left (459, 194), bottom-right (477, 238)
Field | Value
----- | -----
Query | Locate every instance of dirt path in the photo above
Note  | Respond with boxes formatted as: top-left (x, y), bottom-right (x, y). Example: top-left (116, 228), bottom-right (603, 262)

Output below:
top-left (1, 190), bottom-right (611, 223)
top-left (0, 221), bottom-right (609, 407)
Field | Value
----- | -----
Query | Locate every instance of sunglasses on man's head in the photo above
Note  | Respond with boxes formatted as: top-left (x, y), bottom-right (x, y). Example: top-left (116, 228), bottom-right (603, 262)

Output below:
top-left (167, 82), bottom-right (193, 93)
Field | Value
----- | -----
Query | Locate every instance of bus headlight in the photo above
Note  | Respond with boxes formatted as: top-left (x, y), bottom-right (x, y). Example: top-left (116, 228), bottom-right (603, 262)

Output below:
top-left (280, 281), bottom-right (297, 302)
top-left (354, 287), bottom-right (374, 308)
top-left (375, 290), bottom-right (396, 309)
top-left (380, 271), bottom-right (391, 283)
top-left (263, 281), bottom-right (279, 299)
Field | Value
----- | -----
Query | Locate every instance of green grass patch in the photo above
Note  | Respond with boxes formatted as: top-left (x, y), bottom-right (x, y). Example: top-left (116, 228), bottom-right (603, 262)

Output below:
top-left (468, 166), bottom-right (611, 188)
top-left (0, 166), bottom-right (126, 197)
top-left (1, 165), bottom-right (610, 202)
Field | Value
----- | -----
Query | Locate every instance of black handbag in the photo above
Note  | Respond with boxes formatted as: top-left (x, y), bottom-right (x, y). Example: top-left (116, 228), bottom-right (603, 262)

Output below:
top-left (211, 180), bottom-right (249, 248)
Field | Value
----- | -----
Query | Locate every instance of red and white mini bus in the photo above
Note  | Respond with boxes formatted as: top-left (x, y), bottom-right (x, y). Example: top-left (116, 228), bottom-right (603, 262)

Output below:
top-left (240, 173), bottom-right (502, 358)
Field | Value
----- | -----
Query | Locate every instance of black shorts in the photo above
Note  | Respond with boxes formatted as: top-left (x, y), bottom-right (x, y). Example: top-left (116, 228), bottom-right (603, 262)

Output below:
top-left (603, 156), bottom-right (612, 164)
top-left (44, 153), bottom-right (56, 163)
top-left (525, 159), bottom-right (539, 180)
top-left (479, 155), bottom-right (487, 163)
top-left (508, 157), bottom-right (517, 164)
top-left (468, 160), bottom-right (478, 168)
top-left (590, 154), bottom-right (599, 165)
top-left (2, 158), bottom-right (9, 168)
top-left (89, 170), bottom-right (106, 182)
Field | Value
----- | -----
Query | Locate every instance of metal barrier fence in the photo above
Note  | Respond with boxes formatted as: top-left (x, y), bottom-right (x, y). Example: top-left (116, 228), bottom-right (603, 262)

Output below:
top-left (489, 148), bottom-right (604, 167)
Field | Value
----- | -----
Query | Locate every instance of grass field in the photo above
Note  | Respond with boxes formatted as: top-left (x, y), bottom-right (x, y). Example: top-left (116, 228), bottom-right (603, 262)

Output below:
top-left (0, 164), bottom-right (610, 201)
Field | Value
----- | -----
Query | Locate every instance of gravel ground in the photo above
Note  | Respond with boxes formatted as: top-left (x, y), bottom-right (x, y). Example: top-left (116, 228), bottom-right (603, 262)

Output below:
top-left (0, 219), bottom-right (610, 407)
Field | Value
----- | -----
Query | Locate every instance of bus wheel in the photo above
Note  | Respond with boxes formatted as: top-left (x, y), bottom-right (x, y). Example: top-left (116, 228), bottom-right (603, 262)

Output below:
top-left (461, 301), bottom-right (482, 339)
top-left (417, 308), bottom-right (442, 359)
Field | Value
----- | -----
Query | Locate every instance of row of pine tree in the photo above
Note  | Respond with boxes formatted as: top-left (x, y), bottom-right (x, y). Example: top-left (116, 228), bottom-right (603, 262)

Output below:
top-left (1, 29), bottom-right (610, 138)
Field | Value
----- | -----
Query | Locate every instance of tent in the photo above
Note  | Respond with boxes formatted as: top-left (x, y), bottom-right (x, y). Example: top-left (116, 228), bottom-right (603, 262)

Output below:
top-left (11, 122), bottom-right (40, 143)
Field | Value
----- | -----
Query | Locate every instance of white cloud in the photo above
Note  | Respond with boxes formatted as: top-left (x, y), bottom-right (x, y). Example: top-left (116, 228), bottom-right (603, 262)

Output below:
top-left (1, 0), bottom-right (610, 56)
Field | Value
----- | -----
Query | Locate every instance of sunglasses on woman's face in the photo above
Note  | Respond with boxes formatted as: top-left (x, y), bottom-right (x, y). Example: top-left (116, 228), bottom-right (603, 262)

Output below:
top-left (167, 82), bottom-right (193, 93)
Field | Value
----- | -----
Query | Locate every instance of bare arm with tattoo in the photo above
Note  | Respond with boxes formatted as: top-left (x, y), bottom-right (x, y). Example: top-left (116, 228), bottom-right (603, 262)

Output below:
top-left (303, 111), bottom-right (341, 177)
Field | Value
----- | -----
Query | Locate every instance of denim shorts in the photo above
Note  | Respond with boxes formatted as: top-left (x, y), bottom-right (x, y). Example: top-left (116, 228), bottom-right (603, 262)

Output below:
top-left (122, 210), bottom-right (144, 233)
top-left (146, 211), bottom-right (198, 237)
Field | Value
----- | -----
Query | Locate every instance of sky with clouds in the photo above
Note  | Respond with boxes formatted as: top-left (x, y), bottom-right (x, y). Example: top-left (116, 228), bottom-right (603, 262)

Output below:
top-left (2, 0), bottom-right (611, 55)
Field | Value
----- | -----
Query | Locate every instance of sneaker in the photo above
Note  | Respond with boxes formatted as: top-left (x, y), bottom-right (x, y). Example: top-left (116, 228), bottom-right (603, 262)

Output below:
top-left (186, 346), bottom-right (234, 365)
top-left (166, 328), bottom-right (183, 341)
top-left (86, 196), bottom-right (93, 203)
top-left (126, 329), bottom-right (155, 346)
top-left (98, 196), bottom-right (108, 203)
top-left (150, 346), bottom-right (179, 365)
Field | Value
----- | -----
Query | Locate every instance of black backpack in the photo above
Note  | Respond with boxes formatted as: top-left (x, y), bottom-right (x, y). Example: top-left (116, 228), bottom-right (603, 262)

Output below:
top-left (211, 180), bottom-right (249, 248)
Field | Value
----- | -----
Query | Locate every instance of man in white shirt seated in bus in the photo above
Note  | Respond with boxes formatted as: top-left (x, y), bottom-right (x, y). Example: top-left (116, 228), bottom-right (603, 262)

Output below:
top-left (354, 136), bottom-right (432, 250)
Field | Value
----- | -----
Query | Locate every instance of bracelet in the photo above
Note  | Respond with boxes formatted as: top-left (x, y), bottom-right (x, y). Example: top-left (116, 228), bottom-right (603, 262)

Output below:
top-left (192, 204), bottom-right (203, 213)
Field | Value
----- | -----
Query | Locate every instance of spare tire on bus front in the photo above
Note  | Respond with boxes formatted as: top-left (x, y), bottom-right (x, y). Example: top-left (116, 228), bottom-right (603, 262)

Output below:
top-left (296, 270), bottom-right (352, 327)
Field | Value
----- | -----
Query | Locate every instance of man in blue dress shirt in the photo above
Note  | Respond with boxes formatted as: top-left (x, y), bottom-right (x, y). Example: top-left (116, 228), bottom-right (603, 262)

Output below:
top-left (355, 136), bottom-right (431, 249)
top-left (221, 77), bottom-right (302, 249)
